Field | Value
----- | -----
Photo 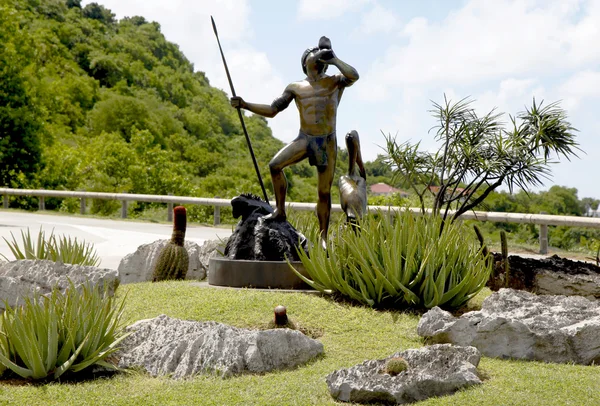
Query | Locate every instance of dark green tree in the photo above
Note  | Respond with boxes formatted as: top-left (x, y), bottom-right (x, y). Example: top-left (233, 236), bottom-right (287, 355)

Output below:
top-left (66, 0), bottom-right (81, 9)
top-left (0, 7), bottom-right (42, 187)
top-left (537, 185), bottom-right (581, 216)
top-left (82, 2), bottom-right (115, 24)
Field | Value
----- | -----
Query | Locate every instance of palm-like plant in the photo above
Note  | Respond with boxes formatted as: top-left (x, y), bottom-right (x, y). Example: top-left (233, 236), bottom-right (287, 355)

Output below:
top-left (384, 96), bottom-right (580, 232)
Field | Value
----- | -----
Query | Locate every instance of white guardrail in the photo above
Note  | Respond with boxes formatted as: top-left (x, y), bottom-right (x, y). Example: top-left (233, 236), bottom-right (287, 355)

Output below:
top-left (3, 187), bottom-right (600, 254)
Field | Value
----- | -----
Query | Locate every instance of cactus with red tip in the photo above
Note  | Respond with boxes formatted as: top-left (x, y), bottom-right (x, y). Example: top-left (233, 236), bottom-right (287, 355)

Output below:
top-left (152, 206), bottom-right (189, 282)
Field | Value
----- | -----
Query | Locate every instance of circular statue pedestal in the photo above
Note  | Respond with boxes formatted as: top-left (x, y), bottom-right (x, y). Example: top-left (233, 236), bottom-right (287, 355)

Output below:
top-left (208, 256), bottom-right (312, 290)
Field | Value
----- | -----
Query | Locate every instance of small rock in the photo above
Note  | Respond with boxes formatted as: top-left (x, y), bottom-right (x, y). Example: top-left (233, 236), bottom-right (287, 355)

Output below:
top-left (536, 269), bottom-right (600, 299)
top-left (117, 314), bottom-right (323, 378)
top-left (198, 239), bottom-right (224, 278)
top-left (417, 288), bottom-right (600, 365)
top-left (0, 259), bottom-right (120, 309)
top-left (118, 239), bottom-right (216, 283)
top-left (489, 254), bottom-right (600, 299)
top-left (326, 344), bottom-right (482, 404)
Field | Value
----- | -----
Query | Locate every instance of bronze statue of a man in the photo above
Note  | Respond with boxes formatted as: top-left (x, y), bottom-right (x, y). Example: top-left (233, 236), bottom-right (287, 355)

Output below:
top-left (230, 36), bottom-right (359, 246)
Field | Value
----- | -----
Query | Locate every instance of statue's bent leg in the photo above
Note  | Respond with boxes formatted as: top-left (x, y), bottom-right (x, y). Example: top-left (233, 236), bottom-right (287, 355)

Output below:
top-left (267, 135), bottom-right (308, 220)
top-left (316, 135), bottom-right (337, 245)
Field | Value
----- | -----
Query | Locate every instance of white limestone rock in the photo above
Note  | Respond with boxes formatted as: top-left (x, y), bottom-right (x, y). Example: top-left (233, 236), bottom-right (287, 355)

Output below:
top-left (117, 314), bottom-right (323, 378)
top-left (197, 239), bottom-right (225, 278)
top-left (417, 288), bottom-right (600, 365)
top-left (118, 239), bottom-right (208, 283)
top-left (535, 269), bottom-right (600, 299)
top-left (0, 259), bottom-right (120, 309)
top-left (326, 344), bottom-right (482, 404)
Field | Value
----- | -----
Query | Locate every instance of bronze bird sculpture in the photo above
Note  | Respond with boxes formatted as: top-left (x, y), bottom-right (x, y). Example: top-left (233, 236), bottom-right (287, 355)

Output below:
top-left (339, 130), bottom-right (367, 223)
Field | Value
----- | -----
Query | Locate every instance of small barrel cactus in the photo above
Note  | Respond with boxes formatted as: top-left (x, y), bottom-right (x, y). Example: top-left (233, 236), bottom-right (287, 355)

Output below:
top-left (385, 357), bottom-right (409, 376)
top-left (152, 206), bottom-right (189, 282)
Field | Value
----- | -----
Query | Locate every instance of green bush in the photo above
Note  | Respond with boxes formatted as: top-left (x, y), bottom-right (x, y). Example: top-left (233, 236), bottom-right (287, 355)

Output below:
top-left (0, 281), bottom-right (129, 380)
top-left (1, 227), bottom-right (100, 266)
top-left (291, 210), bottom-right (492, 309)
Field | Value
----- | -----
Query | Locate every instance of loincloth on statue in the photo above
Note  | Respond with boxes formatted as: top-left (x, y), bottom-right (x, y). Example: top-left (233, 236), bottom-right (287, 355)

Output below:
top-left (294, 131), bottom-right (336, 168)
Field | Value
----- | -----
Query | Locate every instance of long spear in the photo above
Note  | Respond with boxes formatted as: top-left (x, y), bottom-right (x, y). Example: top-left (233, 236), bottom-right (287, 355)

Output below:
top-left (211, 16), bottom-right (270, 205)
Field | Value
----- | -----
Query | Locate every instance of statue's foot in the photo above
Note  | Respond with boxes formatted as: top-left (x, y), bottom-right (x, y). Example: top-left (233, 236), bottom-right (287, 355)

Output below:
top-left (320, 235), bottom-right (327, 250)
top-left (262, 210), bottom-right (286, 222)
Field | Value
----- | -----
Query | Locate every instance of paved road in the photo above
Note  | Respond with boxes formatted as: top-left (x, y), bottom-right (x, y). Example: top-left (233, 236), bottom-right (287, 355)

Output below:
top-left (2, 211), bottom-right (587, 272)
top-left (0, 211), bottom-right (233, 270)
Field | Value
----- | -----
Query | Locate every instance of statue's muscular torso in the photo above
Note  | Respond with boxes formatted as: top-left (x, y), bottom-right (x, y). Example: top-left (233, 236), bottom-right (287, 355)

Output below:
top-left (276, 74), bottom-right (349, 136)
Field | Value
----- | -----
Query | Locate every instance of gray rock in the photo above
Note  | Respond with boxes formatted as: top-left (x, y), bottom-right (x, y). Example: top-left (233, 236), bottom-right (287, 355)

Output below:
top-left (489, 254), bottom-right (600, 299)
top-left (536, 269), bottom-right (600, 299)
top-left (326, 344), bottom-right (482, 404)
top-left (117, 314), bottom-right (323, 378)
top-left (0, 259), bottom-right (120, 309)
top-left (118, 240), bottom-right (209, 283)
top-left (198, 239), bottom-right (225, 278)
top-left (417, 288), bottom-right (600, 365)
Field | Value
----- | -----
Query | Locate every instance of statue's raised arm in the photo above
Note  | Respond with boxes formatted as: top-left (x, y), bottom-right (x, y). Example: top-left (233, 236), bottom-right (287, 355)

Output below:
top-left (305, 36), bottom-right (359, 88)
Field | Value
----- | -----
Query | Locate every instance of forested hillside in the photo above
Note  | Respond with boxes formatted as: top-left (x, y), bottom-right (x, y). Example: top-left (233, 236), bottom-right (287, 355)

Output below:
top-left (0, 0), bottom-right (342, 218)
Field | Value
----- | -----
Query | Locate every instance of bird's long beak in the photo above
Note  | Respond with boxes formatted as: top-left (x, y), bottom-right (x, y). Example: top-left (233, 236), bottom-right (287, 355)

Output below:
top-left (346, 131), bottom-right (366, 180)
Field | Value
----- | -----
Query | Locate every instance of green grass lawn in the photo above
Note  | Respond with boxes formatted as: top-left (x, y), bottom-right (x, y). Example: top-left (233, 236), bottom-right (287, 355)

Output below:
top-left (1, 283), bottom-right (598, 406)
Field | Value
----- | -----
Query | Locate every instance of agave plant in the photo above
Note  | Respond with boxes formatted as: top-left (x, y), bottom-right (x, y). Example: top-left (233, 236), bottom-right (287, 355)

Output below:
top-left (290, 210), bottom-right (492, 309)
top-left (0, 281), bottom-right (129, 380)
top-left (1, 227), bottom-right (100, 266)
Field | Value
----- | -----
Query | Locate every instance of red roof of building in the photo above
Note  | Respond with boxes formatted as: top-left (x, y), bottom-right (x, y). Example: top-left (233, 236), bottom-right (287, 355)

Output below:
top-left (370, 183), bottom-right (401, 194)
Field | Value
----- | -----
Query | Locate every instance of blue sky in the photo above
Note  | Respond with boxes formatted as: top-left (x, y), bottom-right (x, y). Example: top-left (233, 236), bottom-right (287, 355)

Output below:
top-left (85, 0), bottom-right (600, 199)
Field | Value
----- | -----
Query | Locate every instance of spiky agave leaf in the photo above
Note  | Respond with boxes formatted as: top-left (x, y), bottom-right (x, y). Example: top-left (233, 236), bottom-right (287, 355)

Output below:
top-left (290, 211), bottom-right (492, 309)
top-left (0, 280), bottom-right (128, 380)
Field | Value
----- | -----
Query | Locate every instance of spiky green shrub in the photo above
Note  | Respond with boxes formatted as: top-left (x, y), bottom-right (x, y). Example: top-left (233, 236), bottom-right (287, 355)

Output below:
top-left (291, 210), bottom-right (492, 309)
top-left (0, 281), bottom-right (129, 380)
top-left (1, 227), bottom-right (100, 266)
top-left (152, 206), bottom-right (189, 281)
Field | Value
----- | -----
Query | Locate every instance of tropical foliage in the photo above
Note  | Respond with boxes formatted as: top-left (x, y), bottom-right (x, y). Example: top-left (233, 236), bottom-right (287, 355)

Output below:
top-left (383, 96), bottom-right (580, 229)
top-left (291, 210), bottom-right (492, 309)
top-left (1, 227), bottom-right (100, 266)
top-left (0, 0), bottom-right (337, 218)
top-left (0, 281), bottom-right (128, 380)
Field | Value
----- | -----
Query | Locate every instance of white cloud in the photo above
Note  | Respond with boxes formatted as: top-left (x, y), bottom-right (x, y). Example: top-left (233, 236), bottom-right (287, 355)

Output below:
top-left (298, 0), bottom-right (371, 20)
top-left (358, 4), bottom-right (400, 34)
top-left (558, 70), bottom-right (600, 109)
top-left (475, 78), bottom-right (544, 115)
top-left (402, 17), bottom-right (428, 37)
top-left (358, 0), bottom-right (600, 102)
